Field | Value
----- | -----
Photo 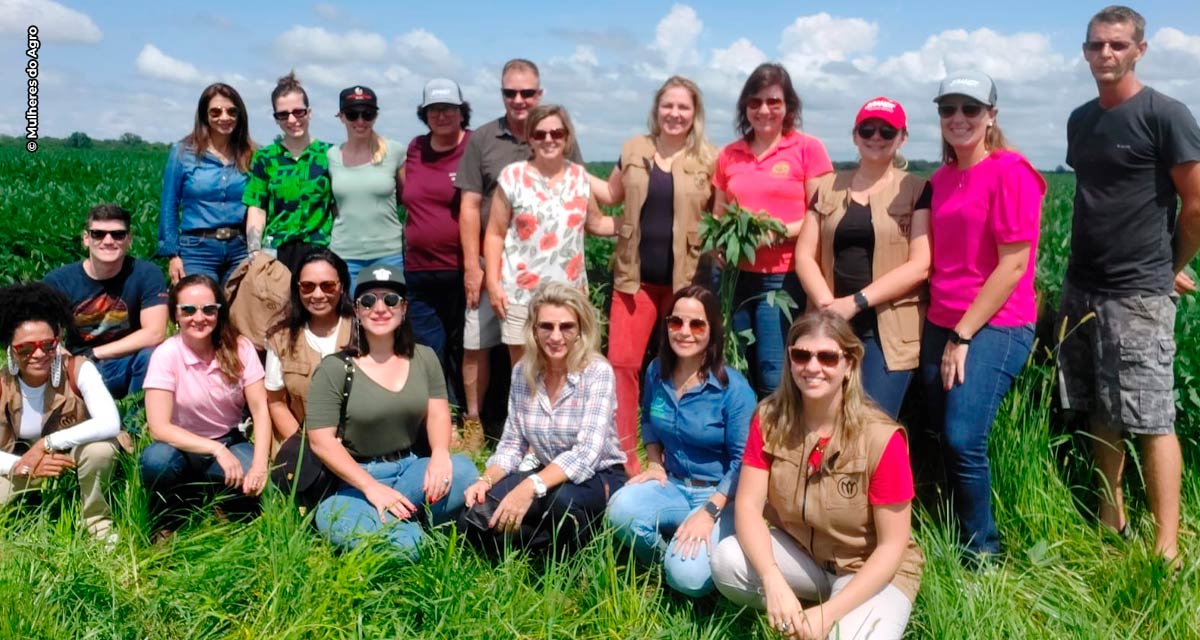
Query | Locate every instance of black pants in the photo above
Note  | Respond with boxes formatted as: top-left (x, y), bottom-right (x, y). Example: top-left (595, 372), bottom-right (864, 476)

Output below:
top-left (406, 269), bottom-right (466, 408)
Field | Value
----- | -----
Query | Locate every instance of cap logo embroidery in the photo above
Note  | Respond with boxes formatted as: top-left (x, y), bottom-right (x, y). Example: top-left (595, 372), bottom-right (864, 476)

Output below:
top-left (373, 268), bottom-right (392, 280)
top-left (949, 78), bottom-right (980, 87)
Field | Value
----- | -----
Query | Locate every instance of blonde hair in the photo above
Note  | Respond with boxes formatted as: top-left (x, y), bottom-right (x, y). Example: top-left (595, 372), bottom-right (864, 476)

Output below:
top-left (757, 311), bottom-right (889, 453)
top-left (647, 76), bottom-right (717, 167)
top-left (520, 282), bottom-right (602, 392)
top-left (370, 135), bottom-right (388, 165)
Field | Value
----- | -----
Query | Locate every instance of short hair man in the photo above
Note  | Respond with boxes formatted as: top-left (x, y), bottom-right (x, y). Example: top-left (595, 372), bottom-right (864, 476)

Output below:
top-left (1059, 5), bottom-right (1200, 565)
top-left (44, 204), bottom-right (168, 399)
top-left (453, 58), bottom-right (583, 446)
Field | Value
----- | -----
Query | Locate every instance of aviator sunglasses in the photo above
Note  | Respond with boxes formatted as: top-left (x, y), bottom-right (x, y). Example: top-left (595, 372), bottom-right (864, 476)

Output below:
top-left (273, 108), bottom-right (310, 122)
top-left (856, 124), bottom-right (900, 141)
top-left (207, 106), bottom-right (239, 119)
top-left (177, 303), bottom-right (221, 317)
top-left (502, 88), bottom-right (539, 99)
top-left (665, 315), bottom-right (709, 335)
top-left (298, 280), bottom-right (340, 295)
top-left (343, 109), bottom-right (378, 122)
top-left (535, 321), bottom-right (578, 336)
top-left (11, 338), bottom-right (58, 358)
top-left (357, 292), bottom-right (403, 309)
top-left (87, 229), bottom-right (129, 241)
top-left (937, 103), bottom-right (986, 119)
top-left (788, 347), bottom-right (844, 367)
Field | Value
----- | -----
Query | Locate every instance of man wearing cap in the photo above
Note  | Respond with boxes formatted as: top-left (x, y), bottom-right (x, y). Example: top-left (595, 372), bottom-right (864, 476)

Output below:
top-left (453, 59), bottom-right (583, 441)
top-left (1058, 5), bottom-right (1200, 565)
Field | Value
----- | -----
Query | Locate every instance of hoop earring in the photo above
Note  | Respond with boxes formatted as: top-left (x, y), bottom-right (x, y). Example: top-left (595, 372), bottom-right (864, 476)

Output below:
top-left (50, 350), bottom-right (63, 387)
top-left (6, 347), bottom-right (17, 375)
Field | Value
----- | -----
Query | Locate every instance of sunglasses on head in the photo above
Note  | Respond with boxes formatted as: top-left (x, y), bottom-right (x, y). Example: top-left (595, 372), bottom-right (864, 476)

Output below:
top-left (531, 128), bottom-right (567, 141)
top-left (1084, 39), bottom-right (1135, 53)
top-left (502, 88), bottom-right (539, 99)
top-left (357, 292), bottom-right (403, 309)
top-left (87, 229), bottom-right (129, 241)
top-left (208, 106), bottom-right (239, 119)
top-left (937, 103), bottom-right (986, 119)
top-left (273, 108), bottom-right (310, 122)
top-left (11, 338), bottom-right (58, 358)
top-left (666, 315), bottom-right (708, 335)
top-left (535, 321), bottom-right (578, 336)
top-left (177, 303), bottom-right (221, 317)
top-left (299, 280), bottom-right (340, 295)
top-left (788, 347), bottom-right (844, 367)
top-left (856, 124), bottom-right (900, 141)
top-left (747, 97), bottom-right (785, 111)
top-left (343, 109), bottom-right (378, 122)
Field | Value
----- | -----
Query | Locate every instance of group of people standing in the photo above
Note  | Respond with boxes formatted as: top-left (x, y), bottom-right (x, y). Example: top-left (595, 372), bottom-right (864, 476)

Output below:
top-left (3, 5), bottom-right (1198, 638)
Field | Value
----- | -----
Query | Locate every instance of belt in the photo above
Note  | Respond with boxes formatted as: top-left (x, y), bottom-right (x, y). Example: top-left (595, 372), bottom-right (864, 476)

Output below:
top-left (670, 473), bottom-right (718, 488)
top-left (184, 226), bottom-right (242, 240)
top-left (353, 448), bottom-right (412, 463)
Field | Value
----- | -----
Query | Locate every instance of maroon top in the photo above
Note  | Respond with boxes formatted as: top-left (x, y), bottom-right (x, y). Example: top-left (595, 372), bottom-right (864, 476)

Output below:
top-left (402, 132), bottom-right (471, 271)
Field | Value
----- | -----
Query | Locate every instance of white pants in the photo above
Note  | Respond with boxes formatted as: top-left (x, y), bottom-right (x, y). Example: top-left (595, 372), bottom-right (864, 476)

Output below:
top-left (711, 529), bottom-right (912, 640)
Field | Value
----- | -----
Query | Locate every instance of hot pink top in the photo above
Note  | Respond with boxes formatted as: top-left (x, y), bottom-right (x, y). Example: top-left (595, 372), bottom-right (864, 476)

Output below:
top-left (928, 150), bottom-right (1046, 328)
top-left (713, 131), bottom-right (833, 274)
top-left (144, 335), bottom-right (265, 439)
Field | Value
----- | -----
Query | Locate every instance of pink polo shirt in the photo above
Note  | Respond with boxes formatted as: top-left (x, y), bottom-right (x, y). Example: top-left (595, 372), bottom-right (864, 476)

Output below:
top-left (713, 131), bottom-right (833, 273)
top-left (144, 335), bottom-right (265, 439)
top-left (928, 150), bottom-right (1046, 328)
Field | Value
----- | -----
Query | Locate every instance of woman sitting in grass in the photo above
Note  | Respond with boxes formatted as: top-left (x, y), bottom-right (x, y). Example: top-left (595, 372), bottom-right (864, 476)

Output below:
top-left (711, 311), bottom-right (922, 639)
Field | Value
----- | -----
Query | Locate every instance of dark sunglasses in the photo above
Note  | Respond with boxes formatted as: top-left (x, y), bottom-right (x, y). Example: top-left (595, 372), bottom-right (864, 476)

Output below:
top-left (856, 124), bottom-right (900, 141)
top-left (298, 280), bottom-right (340, 295)
top-left (788, 347), bottom-right (844, 367)
top-left (1084, 40), bottom-right (1135, 53)
top-left (747, 97), bottom-right (785, 111)
top-left (273, 108), bottom-right (310, 122)
top-left (502, 88), bottom-right (539, 99)
top-left (937, 103), bottom-right (986, 119)
top-left (177, 303), bottom-right (221, 317)
top-left (11, 338), bottom-right (58, 358)
top-left (343, 109), bottom-right (378, 122)
top-left (535, 321), bottom-right (578, 336)
top-left (357, 292), bottom-right (403, 309)
top-left (87, 229), bottom-right (129, 241)
top-left (531, 128), bottom-right (567, 141)
top-left (665, 315), bottom-right (708, 335)
top-left (208, 106), bottom-right (239, 119)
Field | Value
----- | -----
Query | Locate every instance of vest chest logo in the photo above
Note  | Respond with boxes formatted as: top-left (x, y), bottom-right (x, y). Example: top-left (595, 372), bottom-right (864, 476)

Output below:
top-left (770, 162), bottom-right (790, 177)
top-left (837, 476), bottom-right (859, 499)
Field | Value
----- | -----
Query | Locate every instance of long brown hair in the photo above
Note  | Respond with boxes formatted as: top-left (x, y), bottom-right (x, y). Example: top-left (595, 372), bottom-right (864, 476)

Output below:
top-left (169, 275), bottom-right (243, 384)
top-left (735, 62), bottom-right (802, 142)
top-left (183, 83), bottom-right (255, 172)
top-left (657, 285), bottom-right (727, 386)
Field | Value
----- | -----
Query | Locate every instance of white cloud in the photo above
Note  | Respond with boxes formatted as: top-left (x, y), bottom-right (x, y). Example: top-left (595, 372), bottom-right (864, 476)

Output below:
top-left (710, 38), bottom-right (767, 76)
top-left (394, 29), bottom-right (460, 74)
top-left (135, 44), bottom-right (212, 85)
top-left (0, 0), bottom-right (101, 43)
top-left (313, 3), bottom-right (339, 21)
top-left (651, 4), bottom-right (702, 71)
top-left (778, 13), bottom-right (876, 84)
top-left (1153, 27), bottom-right (1200, 59)
top-left (876, 28), bottom-right (1066, 84)
top-left (275, 26), bottom-right (388, 63)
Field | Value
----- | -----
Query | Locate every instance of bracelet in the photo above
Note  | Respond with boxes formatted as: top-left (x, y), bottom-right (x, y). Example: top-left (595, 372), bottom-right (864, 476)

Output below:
top-left (647, 461), bottom-right (665, 472)
top-left (479, 475), bottom-right (494, 489)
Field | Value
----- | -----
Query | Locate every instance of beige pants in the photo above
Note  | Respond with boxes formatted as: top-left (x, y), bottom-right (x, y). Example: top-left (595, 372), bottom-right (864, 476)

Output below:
top-left (0, 439), bottom-right (120, 537)
top-left (711, 530), bottom-right (913, 640)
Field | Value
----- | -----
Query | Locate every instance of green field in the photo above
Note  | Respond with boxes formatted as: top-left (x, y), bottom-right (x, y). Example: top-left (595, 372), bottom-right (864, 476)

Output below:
top-left (2, 142), bottom-right (1199, 638)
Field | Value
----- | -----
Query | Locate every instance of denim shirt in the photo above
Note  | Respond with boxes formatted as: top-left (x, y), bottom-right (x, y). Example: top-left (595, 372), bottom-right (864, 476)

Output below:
top-left (157, 143), bottom-right (249, 257)
top-left (641, 359), bottom-right (756, 498)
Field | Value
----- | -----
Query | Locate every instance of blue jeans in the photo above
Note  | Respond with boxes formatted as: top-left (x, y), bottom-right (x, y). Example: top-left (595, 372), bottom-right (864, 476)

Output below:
top-left (94, 346), bottom-right (153, 399)
top-left (919, 321), bottom-right (1034, 555)
top-left (606, 477), bottom-right (735, 597)
top-left (732, 270), bottom-right (806, 397)
top-left (344, 253), bottom-right (405, 288)
top-left (860, 331), bottom-right (914, 420)
top-left (315, 453), bottom-right (477, 557)
top-left (178, 234), bottom-right (248, 285)
top-left (140, 431), bottom-right (257, 523)
top-left (406, 270), bottom-right (465, 408)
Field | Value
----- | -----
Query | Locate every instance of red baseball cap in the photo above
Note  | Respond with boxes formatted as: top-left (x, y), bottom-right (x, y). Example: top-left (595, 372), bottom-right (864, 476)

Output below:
top-left (854, 97), bottom-right (906, 130)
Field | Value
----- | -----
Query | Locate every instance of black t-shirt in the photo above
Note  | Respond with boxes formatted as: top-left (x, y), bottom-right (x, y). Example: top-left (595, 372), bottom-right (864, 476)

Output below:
top-left (833, 201), bottom-right (875, 298)
top-left (638, 164), bottom-right (675, 286)
top-left (1066, 87), bottom-right (1200, 295)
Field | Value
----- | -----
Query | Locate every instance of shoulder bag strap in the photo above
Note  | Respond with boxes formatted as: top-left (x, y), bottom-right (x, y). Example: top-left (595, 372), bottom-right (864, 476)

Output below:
top-left (336, 353), bottom-right (355, 441)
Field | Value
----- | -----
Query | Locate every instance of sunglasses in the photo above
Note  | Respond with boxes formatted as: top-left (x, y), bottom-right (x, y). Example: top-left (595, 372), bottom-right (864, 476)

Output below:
top-left (343, 109), bottom-right (378, 122)
top-left (357, 292), bottom-right (403, 309)
top-left (531, 128), bottom-right (567, 141)
top-left (177, 303), bottom-right (221, 317)
top-left (665, 315), bottom-right (708, 335)
top-left (937, 103), bottom-right (986, 119)
top-left (11, 338), bottom-right (58, 358)
top-left (87, 229), bottom-right (129, 241)
top-left (747, 97), bottom-right (785, 111)
top-left (856, 124), bottom-right (900, 141)
top-left (208, 106), bottom-right (239, 119)
top-left (788, 347), bottom-right (844, 367)
top-left (535, 321), bottom-right (578, 336)
top-left (1084, 40), bottom-right (1135, 53)
top-left (502, 88), bottom-right (539, 99)
top-left (273, 108), bottom-right (310, 122)
top-left (299, 280), bottom-right (340, 295)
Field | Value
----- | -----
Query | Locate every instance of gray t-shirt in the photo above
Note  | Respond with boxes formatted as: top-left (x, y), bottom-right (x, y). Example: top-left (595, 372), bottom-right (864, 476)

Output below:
top-left (454, 116), bottom-right (584, 237)
top-left (306, 345), bottom-right (446, 458)
top-left (1066, 87), bottom-right (1200, 295)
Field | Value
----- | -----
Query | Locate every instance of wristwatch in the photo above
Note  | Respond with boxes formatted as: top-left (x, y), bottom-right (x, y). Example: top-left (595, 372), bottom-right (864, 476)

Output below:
top-left (853, 291), bottom-right (870, 312)
top-left (949, 330), bottom-right (972, 346)
top-left (528, 473), bottom-right (548, 498)
top-left (703, 500), bottom-right (722, 519)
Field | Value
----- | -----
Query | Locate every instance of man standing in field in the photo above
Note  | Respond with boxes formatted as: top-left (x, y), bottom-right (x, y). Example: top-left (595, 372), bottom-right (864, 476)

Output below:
top-left (44, 204), bottom-right (168, 399)
top-left (1059, 5), bottom-right (1200, 565)
top-left (454, 58), bottom-right (583, 447)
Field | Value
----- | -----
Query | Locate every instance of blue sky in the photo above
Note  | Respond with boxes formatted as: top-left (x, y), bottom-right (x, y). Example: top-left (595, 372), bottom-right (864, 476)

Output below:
top-left (4, 0), bottom-right (1199, 168)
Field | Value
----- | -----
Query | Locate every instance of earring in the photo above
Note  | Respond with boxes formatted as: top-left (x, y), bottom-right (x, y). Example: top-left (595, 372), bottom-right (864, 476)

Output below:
top-left (50, 350), bottom-right (63, 387)
top-left (6, 347), bottom-right (17, 375)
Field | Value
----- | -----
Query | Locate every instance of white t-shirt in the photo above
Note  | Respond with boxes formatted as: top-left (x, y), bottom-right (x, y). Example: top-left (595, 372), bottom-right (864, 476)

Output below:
top-left (264, 320), bottom-right (344, 391)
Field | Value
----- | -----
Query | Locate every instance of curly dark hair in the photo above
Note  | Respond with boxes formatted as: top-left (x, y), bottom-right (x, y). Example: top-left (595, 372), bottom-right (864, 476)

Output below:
top-left (0, 282), bottom-right (74, 346)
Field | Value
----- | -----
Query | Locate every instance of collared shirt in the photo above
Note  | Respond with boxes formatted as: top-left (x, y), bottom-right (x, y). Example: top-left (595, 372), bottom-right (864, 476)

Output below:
top-left (488, 357), bottom-right (625, 483)
top-left (641, 359), bottom-right (755, 497)
top-left (143, 335), bottom-right (264, 439)
top-left (242, 140), bottom-right (335, 249)
top-left (157, 143), bottom-right (249, 257)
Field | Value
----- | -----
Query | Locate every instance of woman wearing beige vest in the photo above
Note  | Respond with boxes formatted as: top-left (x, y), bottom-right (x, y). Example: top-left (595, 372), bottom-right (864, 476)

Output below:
top-left (794, 97), bottom-right (930, 419)
top-left (712, 311), bottom-right (922, 639)
top-left (264, 249), bottom-right (354, 442)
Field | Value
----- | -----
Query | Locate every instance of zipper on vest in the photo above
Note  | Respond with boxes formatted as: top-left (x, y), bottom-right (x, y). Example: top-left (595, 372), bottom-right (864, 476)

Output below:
top-left (802, 440), bottom-right (821, 552)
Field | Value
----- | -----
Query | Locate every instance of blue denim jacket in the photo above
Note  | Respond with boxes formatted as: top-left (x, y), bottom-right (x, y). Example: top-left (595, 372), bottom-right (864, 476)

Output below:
top-left (641, 359), bottom-right (756, 498)
top-left (157, 143), bottom-right (249, 257)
